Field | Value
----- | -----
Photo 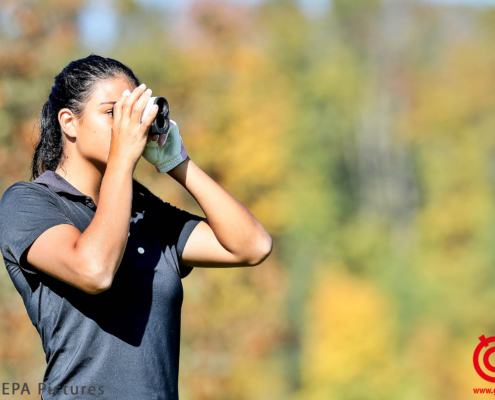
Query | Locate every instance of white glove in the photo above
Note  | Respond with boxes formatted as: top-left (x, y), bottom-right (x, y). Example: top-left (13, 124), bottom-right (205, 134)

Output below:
top-left (142, 120), bottom-right (188, 173)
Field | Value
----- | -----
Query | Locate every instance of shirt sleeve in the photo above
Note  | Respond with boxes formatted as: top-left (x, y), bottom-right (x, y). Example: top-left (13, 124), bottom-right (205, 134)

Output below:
top-left (149, 194), bottom-right (206, 279)
top-left (0, 182), bottom-right (76, 275)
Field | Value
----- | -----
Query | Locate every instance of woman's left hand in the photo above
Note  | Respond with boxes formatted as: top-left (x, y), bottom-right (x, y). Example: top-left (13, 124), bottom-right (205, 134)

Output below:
top-left (142, 120), bottom-right (189, 173)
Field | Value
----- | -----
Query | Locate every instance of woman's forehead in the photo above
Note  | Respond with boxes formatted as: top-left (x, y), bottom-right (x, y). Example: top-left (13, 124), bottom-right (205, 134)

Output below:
top-left (89, 78), bottom-right (136, 105)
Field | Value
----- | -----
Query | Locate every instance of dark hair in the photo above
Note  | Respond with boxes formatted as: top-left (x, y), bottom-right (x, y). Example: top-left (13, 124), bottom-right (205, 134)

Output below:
top-left (30, 54), bottom-right (141, 181)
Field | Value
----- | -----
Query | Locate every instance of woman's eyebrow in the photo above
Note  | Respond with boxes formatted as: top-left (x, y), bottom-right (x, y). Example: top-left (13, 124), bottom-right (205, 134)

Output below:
top-left (99, 101), bottom-right (117, 105)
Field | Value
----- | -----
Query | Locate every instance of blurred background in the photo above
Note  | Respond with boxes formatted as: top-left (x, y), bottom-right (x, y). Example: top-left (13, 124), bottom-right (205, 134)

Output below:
top-left (1, 0), bottom-right (495, 398)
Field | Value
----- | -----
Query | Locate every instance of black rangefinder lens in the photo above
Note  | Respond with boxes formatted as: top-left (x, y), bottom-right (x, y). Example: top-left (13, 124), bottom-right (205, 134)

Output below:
top-left (149, 97), bottom-right (170, 136)
top-left (111, 96), bottom-right (170, 136)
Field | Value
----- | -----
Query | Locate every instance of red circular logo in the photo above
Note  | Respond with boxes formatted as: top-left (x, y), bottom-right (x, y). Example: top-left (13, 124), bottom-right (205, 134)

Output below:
top-left (474, 335), bottom-right (495, 382)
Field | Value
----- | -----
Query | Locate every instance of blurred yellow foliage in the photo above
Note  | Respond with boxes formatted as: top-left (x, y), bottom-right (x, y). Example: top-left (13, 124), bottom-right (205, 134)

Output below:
top-left (301, 269), bottom-right (395, 392)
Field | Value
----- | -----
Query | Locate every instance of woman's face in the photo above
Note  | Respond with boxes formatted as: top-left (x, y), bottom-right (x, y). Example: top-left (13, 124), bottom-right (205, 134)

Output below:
top-left (71, 76), bottom-right (136, 169)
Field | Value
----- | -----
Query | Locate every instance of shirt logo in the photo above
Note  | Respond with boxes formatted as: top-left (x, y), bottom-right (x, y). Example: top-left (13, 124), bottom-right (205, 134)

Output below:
top-left (131, 210), bottom-right (145, 223)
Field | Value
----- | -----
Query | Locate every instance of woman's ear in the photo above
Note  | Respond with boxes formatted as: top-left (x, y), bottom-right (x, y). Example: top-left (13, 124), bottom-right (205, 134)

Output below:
top-left (58, 108), bottom-right (77, 139)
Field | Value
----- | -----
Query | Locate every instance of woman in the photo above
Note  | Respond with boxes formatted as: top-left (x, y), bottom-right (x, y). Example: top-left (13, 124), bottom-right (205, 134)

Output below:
top-left (0, 54), bottom-right (272, 399)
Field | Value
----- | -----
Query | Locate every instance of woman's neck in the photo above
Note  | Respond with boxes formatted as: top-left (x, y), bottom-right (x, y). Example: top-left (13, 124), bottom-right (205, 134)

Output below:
top-left (54, 157), bottom-right (107, 206)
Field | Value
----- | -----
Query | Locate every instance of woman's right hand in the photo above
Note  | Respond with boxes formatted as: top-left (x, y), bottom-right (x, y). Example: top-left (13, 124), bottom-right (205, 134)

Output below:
top-left (108, 83), bottom-right (159, 170)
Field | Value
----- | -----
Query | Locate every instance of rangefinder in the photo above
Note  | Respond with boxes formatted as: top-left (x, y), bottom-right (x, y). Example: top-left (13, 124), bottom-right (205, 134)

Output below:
top-left (112, 96), bottom-right (170, 137)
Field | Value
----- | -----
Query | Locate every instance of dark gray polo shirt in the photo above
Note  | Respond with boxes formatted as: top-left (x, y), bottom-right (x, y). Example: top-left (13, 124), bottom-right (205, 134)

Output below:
top-left (0, 170), bottom-right (206, 399)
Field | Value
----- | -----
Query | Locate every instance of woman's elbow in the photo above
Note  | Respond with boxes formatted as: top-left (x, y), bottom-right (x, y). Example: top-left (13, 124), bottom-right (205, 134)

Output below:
top-left (80, 262), bottom-right (114, 295)
top-left (246, 235), bottom-right (273, 266)
top-left (84, 279), bottom-right (112, 295)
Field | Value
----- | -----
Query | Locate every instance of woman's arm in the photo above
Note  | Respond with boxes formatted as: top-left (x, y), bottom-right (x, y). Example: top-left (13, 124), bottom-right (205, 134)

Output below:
top-left (167, 157), bottom-right (273, 268)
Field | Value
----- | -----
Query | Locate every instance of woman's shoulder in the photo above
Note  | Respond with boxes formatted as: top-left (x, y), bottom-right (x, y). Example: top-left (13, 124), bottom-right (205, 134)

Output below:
top-left (131, 178), bottom-right (188, 217)
top-left (1, 180), bottom-right (57, 201)
top-left (132, 178), bottom-right (173, 208)
top-left (132, 178), bottom-right (153, 198)
top-left (0, 180), bottom-right (60, 214)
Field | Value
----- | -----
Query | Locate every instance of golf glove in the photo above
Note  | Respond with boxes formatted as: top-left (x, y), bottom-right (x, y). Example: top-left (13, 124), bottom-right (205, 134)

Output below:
top-left (142, 120), bottom-right (188, 173)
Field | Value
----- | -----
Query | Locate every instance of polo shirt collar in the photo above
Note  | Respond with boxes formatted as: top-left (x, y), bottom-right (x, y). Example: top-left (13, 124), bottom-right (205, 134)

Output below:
top-left (33, 170), bottom-right (148, 200)
top-left (33, 170), bottom-right (87, 198)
